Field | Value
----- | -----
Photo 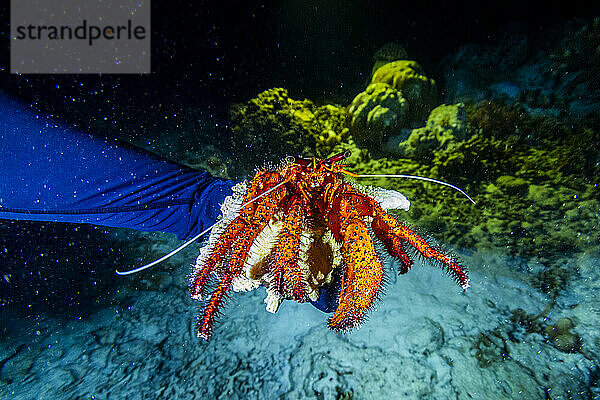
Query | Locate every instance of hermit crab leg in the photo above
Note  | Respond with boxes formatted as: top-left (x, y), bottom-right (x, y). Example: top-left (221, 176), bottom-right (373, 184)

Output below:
top-left (197, 173), bottom-right (288, 339)
top-left (372, 207), bottom-right (470, 289)
top-left (190, 216), bottom-right (246, 299)
top-left (197, 223), bottom-right (261, 339)
top-left (191, 173), bottom-right (288, 299)
top-left (335, 185), bottom-right (414, 274)
top-left (373, 229), bottom-right (414, 274)
top-left (268, 197), bottom-right (308, 301)
top-left (328, 217), bottom-right (384, 331)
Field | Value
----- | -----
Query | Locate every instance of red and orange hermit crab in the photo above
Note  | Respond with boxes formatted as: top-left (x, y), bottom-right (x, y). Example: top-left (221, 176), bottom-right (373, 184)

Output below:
top-left (190, 151), bottom-right (469, 340)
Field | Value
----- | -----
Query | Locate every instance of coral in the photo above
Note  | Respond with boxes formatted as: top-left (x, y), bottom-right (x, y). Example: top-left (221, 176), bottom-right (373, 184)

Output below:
top-left (336, 97), bottom-right (600, 260)
top-left (473, 304), bottom-right (584, 372)
top-left (469, 303), bottom-right (589, 380)
top-left (391, 103), bottom-right (467, 159)
top-left (509, 307), bottom-right (547, 334)
top-left (347, 83), bottom-right (408, 150)
top-left (348, 59), bottom-right (440, 153)
top-left (229, 88), bottom-right (349, 173)
top-left (371, 60), bottom-right (438, 124)
top-left (466, 100), bottom-right (528, 140)
top-left (494, 175), bottom-right (529, 196)
top-left (336, 387), bottom-right (354, 400)
top-left (313, 104), bottom-right (351, 155)
top-left (371, 42), bottom-right (408, 77)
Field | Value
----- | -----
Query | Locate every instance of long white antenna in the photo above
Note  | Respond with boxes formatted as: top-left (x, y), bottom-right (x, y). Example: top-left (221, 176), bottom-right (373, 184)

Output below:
top-left (115, 179), bottom-right (289, 276)
top-left (115, 223), bottom-right (218, 276)
top-left (356, 174), bottom-right (476, 205)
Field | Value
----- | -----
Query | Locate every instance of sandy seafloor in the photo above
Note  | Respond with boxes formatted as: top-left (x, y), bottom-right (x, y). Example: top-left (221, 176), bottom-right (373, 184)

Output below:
top-left (1, 228), bottom-right (598, 399)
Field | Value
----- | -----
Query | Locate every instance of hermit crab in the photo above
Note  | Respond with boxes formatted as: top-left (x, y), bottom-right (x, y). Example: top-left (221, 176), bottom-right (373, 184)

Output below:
top-left (188, 151), bottom-right (470, 340)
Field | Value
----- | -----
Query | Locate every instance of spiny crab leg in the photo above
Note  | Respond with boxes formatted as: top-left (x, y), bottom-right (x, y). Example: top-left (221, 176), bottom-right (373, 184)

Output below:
top-left (325, 188), bottom-right (385, 331)
top-left (374, 229), bottom-right (414, 274)
top-left (268, 197), bottom-right (308, 301)
top-left (190, 217), bottom-right (245, 300)
top-left (372, 208), bottom-right (470, 289)
top-left (190, 171), bottom-right (285, 300)
top-left (328, 217), bottom-right (384, 331)
top-left (197, 224), bottom-right (260, 339)
top-left (196, 172), bottom-right (288, 340)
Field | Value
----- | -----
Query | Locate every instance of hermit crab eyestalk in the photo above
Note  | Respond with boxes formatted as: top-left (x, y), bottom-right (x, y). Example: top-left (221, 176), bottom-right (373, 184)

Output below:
top-left (291, 155), bottom-right (313, 167)
top-left (325, 150), bottom-right (351, 164)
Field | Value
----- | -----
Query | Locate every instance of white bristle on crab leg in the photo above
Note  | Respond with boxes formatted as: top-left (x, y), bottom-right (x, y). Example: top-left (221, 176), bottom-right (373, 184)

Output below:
top-left (297, 230), bottom-right (318, 301)
top-left (231, 217), bottom-right (283, 292)
top-left (189, 181), bottom-right (248, 300)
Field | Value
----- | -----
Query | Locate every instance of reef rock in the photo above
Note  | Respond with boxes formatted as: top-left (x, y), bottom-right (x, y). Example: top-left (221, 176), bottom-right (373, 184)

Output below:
top-left (347, 83), bottom-right (408, 150)
top-left (371, 60), bottom-right (438, 124)
top-left (443, 27), bottom-right (529, 103)
top-left (385, 103), bottom-right (467, 158)
top-left (229, 88), bottom-right (349, 173)
top-left (348, 58), bottom-right (439, 153)
top-left (371, 42), bottom-right (408, 77)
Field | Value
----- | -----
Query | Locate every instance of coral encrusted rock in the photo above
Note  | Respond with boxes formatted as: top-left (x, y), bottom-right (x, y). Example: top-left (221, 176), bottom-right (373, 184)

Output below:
top-left (389, 103), bottom-right (468, 158)
top-left (229, 88), bottom-right (349, 172)
top-left (371, 60), bottom-right (438, 124)
top-left (347, 82), bottom-right (408, 150)
top-left (371, 42), bottom-right (409, 77)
